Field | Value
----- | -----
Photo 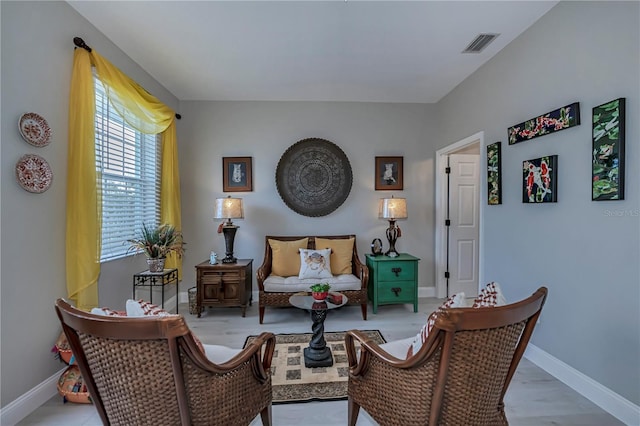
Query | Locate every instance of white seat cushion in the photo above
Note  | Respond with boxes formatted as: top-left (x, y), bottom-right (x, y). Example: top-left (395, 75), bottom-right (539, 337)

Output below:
top-left (263, 274), bottom-right (361, 293)
top-left (379, 337), bottom-right (414, 360)
top-left (202, 344), bottom-right (242, 364)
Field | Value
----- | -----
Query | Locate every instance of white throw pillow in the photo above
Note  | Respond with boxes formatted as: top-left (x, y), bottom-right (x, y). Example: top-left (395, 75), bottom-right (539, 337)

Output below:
top-left (298, 248), bottom-right (333, 280)
top-left (407, 292), bottom-right (466, 358)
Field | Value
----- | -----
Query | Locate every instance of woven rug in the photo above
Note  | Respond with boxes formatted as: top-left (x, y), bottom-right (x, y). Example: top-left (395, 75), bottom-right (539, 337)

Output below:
top-left (243, 330), bottom-right (385, 404)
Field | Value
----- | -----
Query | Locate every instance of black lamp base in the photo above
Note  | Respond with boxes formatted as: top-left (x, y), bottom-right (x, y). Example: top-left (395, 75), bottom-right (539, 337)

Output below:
top-left (385, 220), bottom-right (400, 257)
top-left (221, 225), bottom-right (239, 264)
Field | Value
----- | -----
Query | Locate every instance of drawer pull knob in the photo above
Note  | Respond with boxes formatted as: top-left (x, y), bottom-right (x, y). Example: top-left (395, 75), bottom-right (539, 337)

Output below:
top-left (392, 287), bottom-right (401, 296)
top-left (391, 267), bottom-right (402, 277)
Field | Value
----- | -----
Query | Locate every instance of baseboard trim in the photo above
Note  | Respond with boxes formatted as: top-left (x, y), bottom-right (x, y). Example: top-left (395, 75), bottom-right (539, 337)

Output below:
top-left (525, 344), bottom-right (640, 425)
top-left (0, 367), bottom-right (65, 426)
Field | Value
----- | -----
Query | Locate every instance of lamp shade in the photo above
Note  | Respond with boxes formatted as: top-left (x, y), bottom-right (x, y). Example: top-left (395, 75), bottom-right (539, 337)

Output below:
top-left (378, 197), bottom-right (407, 220)
top-left (214, 197), bottom-right (244, 220)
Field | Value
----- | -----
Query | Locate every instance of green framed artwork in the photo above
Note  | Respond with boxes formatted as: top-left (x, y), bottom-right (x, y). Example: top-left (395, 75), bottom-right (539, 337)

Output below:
top-left (487, 142), bottom-right (502, 205)
top-left (592, 98), bottom-right (625, 201)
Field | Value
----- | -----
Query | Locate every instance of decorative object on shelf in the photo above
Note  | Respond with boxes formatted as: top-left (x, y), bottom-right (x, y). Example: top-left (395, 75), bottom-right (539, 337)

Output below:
top-left (209, 251), bottom-right (218, 264)
top-left (522, 155), bottom-right (558, 203)
top-left (375, 156), bottom-right (403, 190)
top-left (214, 196), bottom-right (244, 263)
top-left (370, 238), bottom-right (383, 256)
top-left (378, 196), bottom-right (407, 257)
top-left (222, 156), bottom-right (252, 192)
top-left (15, 153), bottom-right (53, 193)
top-left (127, 223), bottom-right (185, 272)
top-left (18, 112), bottom-right (52, 147)
top-left (310, 283), bottom-right (331, 301)
top-left (487, 141), bottom-right (502, 205)
top-left (592, 98), bottom-right (625, 201)
top-left (508, 102), bottom-right (580, 145)
top-left (276, 138), bottom-right (352, 217)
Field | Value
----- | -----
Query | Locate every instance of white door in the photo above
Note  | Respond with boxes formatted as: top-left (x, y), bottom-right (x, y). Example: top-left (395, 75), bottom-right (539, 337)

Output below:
top-left (448, 154), bottom-right (480, 297)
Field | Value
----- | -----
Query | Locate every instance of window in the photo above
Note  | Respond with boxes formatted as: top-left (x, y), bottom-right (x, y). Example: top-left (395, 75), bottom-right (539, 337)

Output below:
top-left (95, 77), bottom-right (162, 261)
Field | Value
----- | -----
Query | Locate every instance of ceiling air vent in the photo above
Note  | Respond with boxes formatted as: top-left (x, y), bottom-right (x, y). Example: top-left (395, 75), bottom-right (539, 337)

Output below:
top-left (462, 33), bottom-right (499, 53)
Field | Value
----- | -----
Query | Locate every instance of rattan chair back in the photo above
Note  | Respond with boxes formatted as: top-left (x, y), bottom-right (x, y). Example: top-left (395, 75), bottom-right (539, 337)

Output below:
top-left (346, 287), bottom-right (547, 426)
top-left (55, 299), bottom-right (275, 426)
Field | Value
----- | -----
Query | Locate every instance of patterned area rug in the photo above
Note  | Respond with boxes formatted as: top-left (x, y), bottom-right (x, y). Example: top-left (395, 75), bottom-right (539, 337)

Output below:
top-left (244, 330), bottom-right (385, 404)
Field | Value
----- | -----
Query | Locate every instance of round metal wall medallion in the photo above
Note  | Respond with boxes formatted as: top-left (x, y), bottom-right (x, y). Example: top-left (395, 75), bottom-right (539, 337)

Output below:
top-left (276, 138), bottom-right (353, 217)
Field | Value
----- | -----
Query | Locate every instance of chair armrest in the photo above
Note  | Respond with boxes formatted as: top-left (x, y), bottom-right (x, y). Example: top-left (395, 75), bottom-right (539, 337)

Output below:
top-left (352, 254), bottom-right (368, 289)
top-left (256, 245), bottom-right (273, 291)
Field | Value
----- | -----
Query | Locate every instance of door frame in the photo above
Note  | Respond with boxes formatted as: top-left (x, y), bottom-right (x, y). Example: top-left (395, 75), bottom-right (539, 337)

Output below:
top-left (434, 131), bottom-right (485, 299)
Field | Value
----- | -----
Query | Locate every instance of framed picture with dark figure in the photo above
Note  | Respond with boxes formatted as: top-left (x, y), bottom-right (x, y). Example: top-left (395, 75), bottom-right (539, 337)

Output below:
top-left (223, 157), bottom-right (252, 192)
top-left (375, 156), bottom-right (403, 190)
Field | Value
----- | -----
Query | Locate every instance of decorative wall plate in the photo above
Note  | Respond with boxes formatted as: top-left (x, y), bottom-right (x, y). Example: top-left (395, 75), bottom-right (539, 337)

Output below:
top-left (18, 112), bottom-right (52, 147)
top-left (276, 138), bottom-right (353, 217)
top-left (15, 154), bottom-right (53, 193)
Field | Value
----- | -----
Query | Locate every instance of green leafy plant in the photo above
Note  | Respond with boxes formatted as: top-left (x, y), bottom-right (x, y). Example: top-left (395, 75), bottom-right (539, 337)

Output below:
top-left (127, 223), bottom-right (185, 259)
top-left (310, 283), bottom-right (331, 293)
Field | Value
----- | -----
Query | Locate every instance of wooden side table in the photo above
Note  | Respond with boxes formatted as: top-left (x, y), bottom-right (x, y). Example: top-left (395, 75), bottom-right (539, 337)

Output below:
top-left (132, 268), bottom-right (179, 313)
top-left (195, 259), bottom-right (253, 317)
top-left (366, 253), bottom-right (420, 314)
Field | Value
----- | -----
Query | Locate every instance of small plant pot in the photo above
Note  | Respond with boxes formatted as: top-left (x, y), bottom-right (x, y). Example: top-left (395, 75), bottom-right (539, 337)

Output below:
top-left (312, 291), bottom-right (328, 302)
top-left (147, 258), bottom-right (166, 273)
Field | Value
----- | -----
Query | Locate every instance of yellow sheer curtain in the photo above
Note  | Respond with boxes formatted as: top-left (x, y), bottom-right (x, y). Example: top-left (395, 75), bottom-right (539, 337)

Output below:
top-left (66, 48), bottom-right (182, 309)
top-left (66, 49), bottom-right (99, 310)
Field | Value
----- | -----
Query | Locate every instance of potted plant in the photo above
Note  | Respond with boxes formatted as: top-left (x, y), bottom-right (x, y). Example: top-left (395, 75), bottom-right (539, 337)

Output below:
top-left (127, 223), bottom-right (185, 272)
top-left (310, 283), bottom-right (331, 301)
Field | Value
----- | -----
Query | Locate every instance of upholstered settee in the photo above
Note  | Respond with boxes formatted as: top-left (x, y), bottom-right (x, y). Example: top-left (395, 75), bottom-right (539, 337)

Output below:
top-left (256, 235), bottom-right (368, 324)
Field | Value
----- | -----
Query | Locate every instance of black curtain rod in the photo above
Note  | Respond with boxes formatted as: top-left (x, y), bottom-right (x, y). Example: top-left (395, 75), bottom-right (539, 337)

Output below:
top-left (73, 36), bottom-right (182, 120)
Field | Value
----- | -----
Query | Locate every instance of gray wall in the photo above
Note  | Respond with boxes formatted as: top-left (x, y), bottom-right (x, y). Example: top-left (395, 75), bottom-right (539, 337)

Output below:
top-left (438, 1), bottom-right (639, 404)
top-left (2, 0), bottom-right (638, 413)
top-left (177, 101), bottom-right (440, 295)
top-left (0, 1), bottom-right (178, 406)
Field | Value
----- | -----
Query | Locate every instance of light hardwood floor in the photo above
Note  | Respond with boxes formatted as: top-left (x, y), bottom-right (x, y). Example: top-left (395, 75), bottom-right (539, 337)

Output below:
top-left (18, 298), bottom-right (622, 425)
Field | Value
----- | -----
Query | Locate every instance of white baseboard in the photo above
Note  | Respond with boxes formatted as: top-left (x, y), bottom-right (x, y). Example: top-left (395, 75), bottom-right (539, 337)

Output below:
top-left (525, 344), bottom-right (640, 425)
top-left (0, 367), bottom-right (65, 426)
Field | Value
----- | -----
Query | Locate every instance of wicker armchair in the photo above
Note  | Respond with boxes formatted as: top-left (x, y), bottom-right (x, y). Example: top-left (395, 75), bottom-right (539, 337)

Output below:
top-left (345, 287), bottom-right (547, 426)
top-left (55, 299), bottom-right (275, 426)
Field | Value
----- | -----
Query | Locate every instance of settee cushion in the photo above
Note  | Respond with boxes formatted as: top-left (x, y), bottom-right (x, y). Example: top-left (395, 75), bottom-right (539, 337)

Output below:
top-left (269, 238), bottom-right (309, 277)
top-left (263, 273), bottom-right (362, 293)
top-left (315, 237), bottom-right (354, 275)
top-left (298, 248), bottom-right (333, 279)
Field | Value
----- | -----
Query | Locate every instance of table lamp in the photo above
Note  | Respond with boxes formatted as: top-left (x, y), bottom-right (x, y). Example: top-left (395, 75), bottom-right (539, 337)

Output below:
top-left (214, 196), bottom-right (244, 264)
top-left (378, 196), bottom-right (407, 258)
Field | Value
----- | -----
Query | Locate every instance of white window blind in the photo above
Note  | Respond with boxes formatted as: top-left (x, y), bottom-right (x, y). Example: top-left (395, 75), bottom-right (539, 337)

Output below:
top-left (95, 77), bottom-right (161, 262)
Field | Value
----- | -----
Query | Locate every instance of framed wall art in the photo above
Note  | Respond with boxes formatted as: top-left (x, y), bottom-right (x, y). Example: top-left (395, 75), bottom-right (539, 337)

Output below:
top-left (592, 98), bottom-right (625, 201)
top-left (522, 155), bottom-right (557, 203)
top-left (223, 156), bottom-right (252, 192)
top-left (375, 156), bottom-right (403, 190)
top-left (487, 142), bottom-right (502, 205)
top-left (508, 102), bottom-right (580, 145)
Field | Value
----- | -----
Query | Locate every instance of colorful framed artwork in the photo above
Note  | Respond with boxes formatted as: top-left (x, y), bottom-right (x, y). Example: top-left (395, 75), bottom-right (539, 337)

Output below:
top-left (592, 98), bottom-right (625, 201)
top-left (522, 155), bottom-right (557, 203)
top-left (487, 142), bottom-right (502, 205)
top-left (508, 102), bottom-right (580, 145)
top-left (375, 156), bottom-right (403, 190)
top-left (222, 157), bottom-right (252, 192)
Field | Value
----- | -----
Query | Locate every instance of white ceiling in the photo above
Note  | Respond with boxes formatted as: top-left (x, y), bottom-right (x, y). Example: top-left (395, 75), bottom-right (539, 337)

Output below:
top-left (68, 1), bottom-right (558, 103)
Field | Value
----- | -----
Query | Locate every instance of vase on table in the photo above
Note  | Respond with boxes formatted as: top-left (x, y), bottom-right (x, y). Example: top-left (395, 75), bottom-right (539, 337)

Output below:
top-left (312, 291), bottom-right (328, 302)
top-left (147, 257), bottom-right (166, 273)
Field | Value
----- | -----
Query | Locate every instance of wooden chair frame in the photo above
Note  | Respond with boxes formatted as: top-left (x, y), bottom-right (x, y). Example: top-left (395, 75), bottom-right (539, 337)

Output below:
top-left (55, 299), bottom-right (275, 426)
top-left (346, 287), bottom-right (547, 426)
